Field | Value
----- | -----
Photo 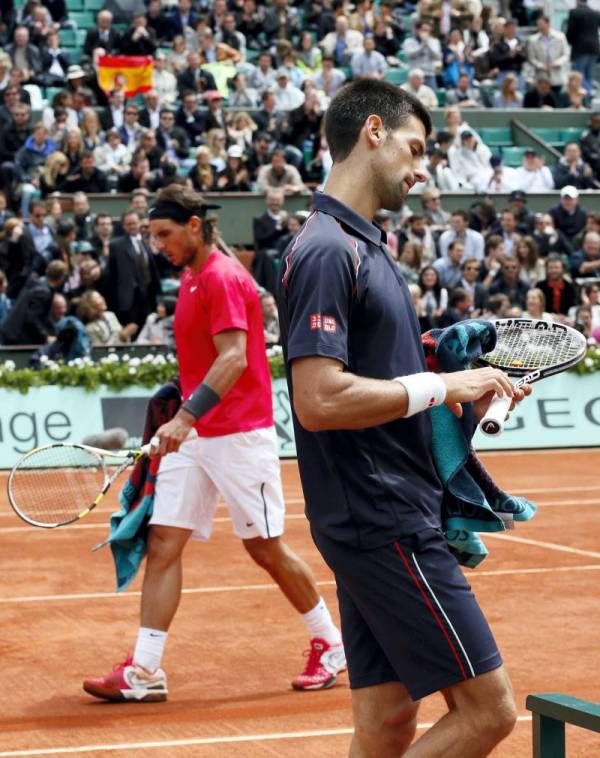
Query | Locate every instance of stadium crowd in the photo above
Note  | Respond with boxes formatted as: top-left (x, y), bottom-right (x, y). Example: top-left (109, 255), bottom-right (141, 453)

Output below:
top-left (0, 0), bottom-right (598, 354)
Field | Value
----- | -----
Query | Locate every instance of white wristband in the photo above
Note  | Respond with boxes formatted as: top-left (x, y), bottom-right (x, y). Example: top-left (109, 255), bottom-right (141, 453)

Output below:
top-left (393, 373), bottom-right (447, 417)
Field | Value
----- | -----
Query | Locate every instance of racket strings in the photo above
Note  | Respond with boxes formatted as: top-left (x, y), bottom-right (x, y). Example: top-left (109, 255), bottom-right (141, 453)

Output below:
top-left (9, 446), bottom-right (106, 526)
top-left (487, 326), bottom-right (583, 370)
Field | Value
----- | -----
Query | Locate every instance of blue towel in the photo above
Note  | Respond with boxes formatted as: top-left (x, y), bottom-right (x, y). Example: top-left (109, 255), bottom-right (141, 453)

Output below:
top-left (422, 320), bottom-right (536, 568)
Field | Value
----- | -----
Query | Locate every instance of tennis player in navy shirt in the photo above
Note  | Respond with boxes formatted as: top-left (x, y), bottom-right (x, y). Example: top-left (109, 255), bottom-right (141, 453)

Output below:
top-left (279, 80), bottom-right (531, 756)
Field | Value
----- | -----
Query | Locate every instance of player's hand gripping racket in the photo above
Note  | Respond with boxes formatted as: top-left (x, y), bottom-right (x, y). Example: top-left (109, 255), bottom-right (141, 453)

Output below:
top-left (476, 318), bottom-right (587, 437)
top-left (7, 438), bottom-right (159, 528)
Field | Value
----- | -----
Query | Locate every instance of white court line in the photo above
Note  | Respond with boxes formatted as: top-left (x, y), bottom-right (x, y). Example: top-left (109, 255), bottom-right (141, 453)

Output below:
top-left (0, 716), bottom-right (534, 756)
top-left (485, 532), bottom-right (600, 559)
top-left (2, 564), bottom-right (600, 605)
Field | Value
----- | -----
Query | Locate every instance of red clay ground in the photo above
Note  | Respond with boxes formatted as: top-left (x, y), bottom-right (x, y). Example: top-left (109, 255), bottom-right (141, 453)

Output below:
top-left (0, 449), bottom-right (599, 757)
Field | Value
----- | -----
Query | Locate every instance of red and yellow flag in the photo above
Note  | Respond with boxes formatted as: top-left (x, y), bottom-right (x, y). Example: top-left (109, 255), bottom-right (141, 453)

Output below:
top-left (97, 55), bottom-right (153, 98)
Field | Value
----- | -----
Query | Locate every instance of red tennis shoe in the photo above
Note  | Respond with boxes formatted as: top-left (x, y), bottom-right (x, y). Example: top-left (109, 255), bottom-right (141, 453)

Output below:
top-left (83, 655), bottom-right (167, 702)
top-left (292, 638), bottom-right (347, 691)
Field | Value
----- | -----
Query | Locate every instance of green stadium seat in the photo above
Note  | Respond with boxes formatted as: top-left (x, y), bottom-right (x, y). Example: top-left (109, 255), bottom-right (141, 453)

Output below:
top-left (384, 68), bottom-right (408, 85)
top-left (479, 127), bottom-right (513, 147)
top-left (532, 128), bottom-right (563, 147)
top-left (436, 88), bottom-right (446, 106)
top-left (76, 29), bottom-right (87, 46)
top-left (44, 86), bottom-right (64, 105)
top-left (70, 11), bottom-right (97, 28)
top-left (59, 28), bottom-right (77, 46)
top-left (501, 146), bottom-right (527, 167)
top-left (65, 47), bottom-right (84, 64)
top-left (66, 0), bottom-right (84, 9)
top-left (560, 127), bottom-right (584, 144)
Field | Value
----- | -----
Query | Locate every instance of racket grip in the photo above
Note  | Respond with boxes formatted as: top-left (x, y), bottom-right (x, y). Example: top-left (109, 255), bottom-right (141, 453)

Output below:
top-left (141, 436), bottom-right (160, 455)
top-left (479, 394), bottom-right (513, 437)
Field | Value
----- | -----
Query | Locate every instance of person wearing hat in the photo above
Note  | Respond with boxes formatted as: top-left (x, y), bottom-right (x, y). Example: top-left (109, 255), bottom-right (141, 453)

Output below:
top-left (65, 64), bottom-right (95, 106)
top-left (203, 89), bottom-right (227, 131)
top-left (272, 67), bottom-right (305, 111)
top-left (507, 190), bottom-right (536, 235)
top-left (83, 184), bottom-right (346, 702)
top-left (549, 185), bottom-right (588, 241)
top-left (215, 144), bottom-right (251, 191)
top-left (447, 129), bottom-right (492, 191)
top-left (510, 148), bottom-right (554, 193)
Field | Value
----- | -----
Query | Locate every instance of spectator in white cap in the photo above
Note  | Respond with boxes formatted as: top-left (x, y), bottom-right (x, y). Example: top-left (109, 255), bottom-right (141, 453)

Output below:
top-left (272, 68), bottom-right (305, 111)
top-left (549, 185), bottom-right (588, 241)
top-left (401, 68), bottom-right (438, 109)
top-left (215, 144), bottom-right (251, 191)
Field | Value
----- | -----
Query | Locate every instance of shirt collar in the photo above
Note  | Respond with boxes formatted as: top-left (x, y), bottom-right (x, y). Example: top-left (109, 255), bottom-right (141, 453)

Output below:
top-left (312, 191), bottom-right (385, 247)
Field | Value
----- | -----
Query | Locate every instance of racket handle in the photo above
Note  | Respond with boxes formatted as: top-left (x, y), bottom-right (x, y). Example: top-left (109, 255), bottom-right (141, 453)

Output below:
top-left (479, 394), bottom-right (512, 437)
top-left (141, 436), bottom-right (160, 455)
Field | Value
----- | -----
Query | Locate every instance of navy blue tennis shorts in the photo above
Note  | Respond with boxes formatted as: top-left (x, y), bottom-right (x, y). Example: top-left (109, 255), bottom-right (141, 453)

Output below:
top-left (311, 527), bottom-right (503, 700)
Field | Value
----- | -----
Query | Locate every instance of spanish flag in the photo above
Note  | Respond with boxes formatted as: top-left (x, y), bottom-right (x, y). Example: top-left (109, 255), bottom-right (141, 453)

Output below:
top-left (97, 55), bottom-right (153, 98)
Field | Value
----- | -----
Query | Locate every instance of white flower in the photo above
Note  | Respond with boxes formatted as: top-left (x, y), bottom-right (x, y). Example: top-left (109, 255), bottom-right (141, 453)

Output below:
top-left (128, 367), bottom-right (137, 375)
top-left (584, 357), bottom-right (594, 368)
top-left (107, 353), bottom-right (119, 363)
top-left (4, 360), bottom-right (15, 371)
top-left (153, 355), bottom-right (166, 365)
top-left (121, 354), bottom-right (130, 363)
top-left (142, 354), bottom-right (155, 364)
top-left (166, 353), bottom-right (176, 363)
top-left (40, 355), bottom-right (49, 364)
top-left (128, 358), bottom-right (141, 368)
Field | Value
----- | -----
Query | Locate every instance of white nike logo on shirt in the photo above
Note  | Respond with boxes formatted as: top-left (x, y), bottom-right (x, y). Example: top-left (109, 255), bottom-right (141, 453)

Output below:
top-left (190, 285), bottom-right (197, 292)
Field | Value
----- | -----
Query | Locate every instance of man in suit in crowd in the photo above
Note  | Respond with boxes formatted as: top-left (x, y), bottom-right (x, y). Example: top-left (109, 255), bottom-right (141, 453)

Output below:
top-left (84, 10), bottom-right (121, 60)
top-left (119, 13), bottom-right (157, 57)
top-left (566, 0), bottom-right (600, 94)
top-left (106, 211), bottom-right (162, 329)
top-left (252, 187), bottom-right (289, 293)
top-left (1, 260), bottom-right (67, 345)
top-left (176, 52), bottom-right (217, 98)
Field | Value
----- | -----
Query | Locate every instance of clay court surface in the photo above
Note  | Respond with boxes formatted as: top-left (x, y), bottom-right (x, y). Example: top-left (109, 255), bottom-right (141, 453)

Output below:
top-left (1, 448), bottom-right (599, 757)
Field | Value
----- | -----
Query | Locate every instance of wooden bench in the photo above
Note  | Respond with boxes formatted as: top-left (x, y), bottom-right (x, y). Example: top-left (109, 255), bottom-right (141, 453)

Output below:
top-left (526, 693), bottom-right (600, 758)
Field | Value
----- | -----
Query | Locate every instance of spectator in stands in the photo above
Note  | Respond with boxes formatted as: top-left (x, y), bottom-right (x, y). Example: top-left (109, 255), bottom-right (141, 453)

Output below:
top-left (263, 0), bottom-right (299, 45)
top-left (176, 52), bottom-right (217, 98)
top-left (350, 32), bottom-right (388, 80)
top-left (402, 68), bottom-right (437, 110)
top-left (168, 35), bottom-right (190, 75)
top-left (487, 258), bottom-right (530, 309)
top-left (396, 241), bottom-right (423, 283)
top-left (448, 130), bottom-right (492, 191)
top-left (439, 208), bottom-right (484, 261)
top-left (553, 142), bottom-right (597, 191)
top-left (196, 27), bottom-right (241, 65)
top-left (137, 90), bottom-right (161, 132)
top-left (492, 208), bottom-right (522, 258)
top-left (119, 12), bottom-right (157, 57)
top-left (204, 128), bottom-right (227, 172)
top-left (64, 64), bottom-right (95, 106)
top-left (27, 197), bottom-right (56, 269)
top-left (527, 16), bottom-right (569, 94)
top-left (228, 72), bottom-right (258, 109)
top-left (203, 90), bottom-right (227, 132)
top-left (106, 210), bottom-right (161, 330)
top-left (15, 120), bottom-right (56, 192)
top-left (168, 0), bottom-right (199, 41)
top-left (445, 72), bottom-right (482, 108)
top-left (580, 113), bottom-right (600, 180)
top-left (560, 71), bottom-right (590, 110)
top-left (154, 108), bottom-right (190, 165)
top-left (579, 282), bottom-right (600, 328)
top-left (510, 148), bottom-right (554, 192)
top-left (187, 146), bottom-right (216, 192)
top-left (257, 148), bottom-right (306, 195)
top-left (523, 75), bottom-right (559, 109)
top-left (248, 50), bottom-right (276, 95)
top-left (118, 102), bottom-right (143, 153)
top-left (77, 289), bottom-right (138, 346)
top-left (549, 186), bottom-right (588, 241)
top-left (321, 16), bottom-right (364, 67)
top-left (100, 89), bottom-right (125, 132)
top-left (438, 287), bottom-right (474, 328)
top-left (423, 145), bottom-right (459, 192)
top-left (421, 188), bottom-right (451, 230)
top-left (89, 212), bottom-right (113, 267)
top-left (146, 0), bottom-right (171, 45)
top-left (0, 52), bottom-right (12, 95)
top-left (5, 25), bottom-right (42, 84)
top-left (173, 91), bottom-right (204, 148)
top-left (401, 19), bottom-right (441, 89)
top-left (216, 12), bottom-right (247, 58)
top-left (215, 144), bottom-right (251, 191)
top-left (226, 110), bottom-right (258, 153)
top-left (570, 230), bottom-right (600, 278)
top-left (493, 73), bottom-right (523, 109)
top-left (137, 295), bottom-right (176, 346)
top-left (272, 68), bottom-right (304, 111)
top-left (252, 187), bottom-right (288, 291)
top-left (459, 257), bottom-right (487, 312)
top-left (260, 290), bottom-right (280, 347)
top-left (84, 10), bottom-right (120, 59)
top-left (536, 254), bottom-right (578, 316)
top-left (63, 150), bottom-right (108, 194)
top-left (137, 129), bottom-right (162, 170)
top-left (487, 18), bottom-right (526, 86)
top-left (0, 268), bottom-right (10, 328)
top-left (151, 54), bottom-right (177, 107)
top-left (566, 0), bottom-right (600, 95)
top-left (441, 27), bottom-right (474, 89)
top-left (486, 155), bottom-right (515, 194)
top-left (71, 192), bottom-right (95, 243)
top-left (399, 213), bottom-right (437, 264)
top-left (532, 212), bottom-right (573, 259)
top-left (523, 287), bottom-right (553, 321)
top-left (117, 152), bottom-right (151, 193)
top-left (39, 30), bottom-right (69, 87)
top-left (94, 127), bottom-right (130, 181)
top-left (418, 265), bottom-right (448, 325)
top-left (484, 292), bottom-right (511, 321)
top-left (80, 108), bottom-right (103, 152)
top-left (295, 30), bottom-right (323, 77)
top-left (1, 258), bottom-right (67, 344)
top-left (433, 239), bottom-right (465, 288)
top-left (313, 55), bottom-right (346, 103)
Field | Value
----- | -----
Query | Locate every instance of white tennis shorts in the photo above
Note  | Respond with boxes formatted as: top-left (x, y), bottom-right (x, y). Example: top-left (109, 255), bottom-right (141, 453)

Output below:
top-left (149, 426), bottom-right (286, 541)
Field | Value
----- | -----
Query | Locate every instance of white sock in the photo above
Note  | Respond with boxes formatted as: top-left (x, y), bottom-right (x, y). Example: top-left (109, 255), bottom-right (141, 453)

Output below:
top-left (301, 597), bottom-right (342, 646)
top-left (133, 627), bottom-right (168, 673)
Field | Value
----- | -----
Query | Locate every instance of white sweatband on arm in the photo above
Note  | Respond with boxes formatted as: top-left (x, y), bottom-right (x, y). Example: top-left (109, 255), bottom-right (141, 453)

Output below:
top-left (393, 373), bottom-right (447, 417)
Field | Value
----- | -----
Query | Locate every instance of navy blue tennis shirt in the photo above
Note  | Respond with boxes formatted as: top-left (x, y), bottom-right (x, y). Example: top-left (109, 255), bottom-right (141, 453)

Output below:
top-left (278, 191), bottom-right (444, 548)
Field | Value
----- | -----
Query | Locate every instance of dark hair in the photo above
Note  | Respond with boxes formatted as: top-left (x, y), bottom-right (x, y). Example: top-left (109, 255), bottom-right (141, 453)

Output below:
top-left (418, 265), bottom-right (441, 297)
top-left (158, 295), bottom-right (177, 317)
top-left (485, 234), bottom-right (503, 253)
top-left (451, 209), bottom-right (469, 222)
top-left (154, 184), bottom-right (218, 243)
top-left (324, 79), bottom-right (432, 163)
top-left (448, 287), bottom-right (469, 307)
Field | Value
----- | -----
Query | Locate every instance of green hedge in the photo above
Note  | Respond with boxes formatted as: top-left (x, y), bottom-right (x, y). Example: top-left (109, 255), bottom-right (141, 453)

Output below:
top-left (0, 344), bottom-right (596, 393)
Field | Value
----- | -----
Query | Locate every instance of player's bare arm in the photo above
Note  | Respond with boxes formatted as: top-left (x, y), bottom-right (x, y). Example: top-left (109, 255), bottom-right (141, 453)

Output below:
top-left (153, 329), bottom-right (247, 454)
top-left (292, 356), bottom-right (520, 432)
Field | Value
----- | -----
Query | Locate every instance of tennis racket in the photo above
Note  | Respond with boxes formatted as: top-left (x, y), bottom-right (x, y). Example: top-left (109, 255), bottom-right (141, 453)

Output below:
top-left (7, 438), bottom-right (159, 528)
top-left (476, 318), bottom-right (587, 437)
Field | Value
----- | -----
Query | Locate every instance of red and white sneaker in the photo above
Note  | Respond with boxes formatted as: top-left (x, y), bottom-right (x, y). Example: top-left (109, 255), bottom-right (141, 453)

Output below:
top-left (292, 638), bottom-right (347, 691)
top-left (83, 655), bottom-right (168, 702)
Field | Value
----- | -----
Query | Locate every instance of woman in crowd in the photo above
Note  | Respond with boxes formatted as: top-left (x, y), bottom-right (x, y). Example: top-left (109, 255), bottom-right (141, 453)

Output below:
top-left (61, 128), bottom-right (85, 176)
top-left (523, 287), bottom-right (553, 321)
top-left (561, 71), bottom-right (590, 110)
top-left (295, 30), bottom-right (322, 76)
top-left (418, 265), bottom-right (448, 325)
top-left (215, 146), bottom-right (252, 191)
top-left (169, 35), bottom-right (191, 73)
top-left (137, 296), bottom-right (177, 347)
top-left (76, 290), bottom-right (138, 346)
top-left (397, 241), bottom-right (424, 284)
top-left (94, 128), bottom-right (131, 178)
top-left (226, 110), bottom-right (258, 152)
top-left (205, 128), bottom-right (228, 172)
top-left (187, 146), bottom-right (216, 192)
top-left (493, 73), bottom-right (523, 109)
top-left (515, 236), bottom-right (546, 286)
top-left (42, 90), bottom-right (78, 133)
top-left (80, 108), bottom-right (105, 151)
top-left (39, 151), bottom-right (69, 197)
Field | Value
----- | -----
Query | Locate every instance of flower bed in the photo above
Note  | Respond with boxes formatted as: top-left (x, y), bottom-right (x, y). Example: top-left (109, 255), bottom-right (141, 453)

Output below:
top-left (0, 343), bottom-right (596, 393)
